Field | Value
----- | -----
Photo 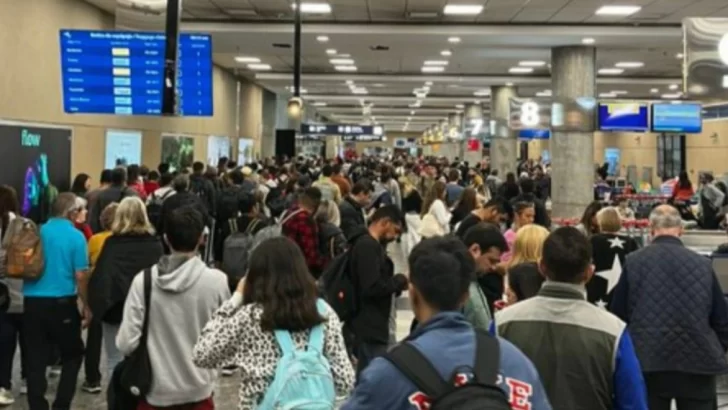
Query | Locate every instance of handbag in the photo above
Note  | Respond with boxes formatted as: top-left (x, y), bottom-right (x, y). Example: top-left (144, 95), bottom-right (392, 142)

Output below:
top-left (107, 268), bottom-right (153, 410)
top-left (418, 213), bottom-right (445, 238)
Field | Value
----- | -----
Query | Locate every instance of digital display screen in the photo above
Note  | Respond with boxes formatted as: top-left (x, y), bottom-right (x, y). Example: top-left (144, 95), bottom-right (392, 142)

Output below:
top-left (105, 129), bottom-right (142, 168)
top-left (598, 103), bottom-right (649, 132)
top-left (301, 123), bottom-right (384, 137)
top-left (518, 129), bottom-right (551, 140)
top-left (60, 30), bottom-right (213, 116)
top-left (651, 103), bottom-right (703, 133)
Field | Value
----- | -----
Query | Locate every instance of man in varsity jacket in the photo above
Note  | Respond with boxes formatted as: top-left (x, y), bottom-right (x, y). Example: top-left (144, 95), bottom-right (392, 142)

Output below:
top-left (495, 227), bottom-right (647, 410)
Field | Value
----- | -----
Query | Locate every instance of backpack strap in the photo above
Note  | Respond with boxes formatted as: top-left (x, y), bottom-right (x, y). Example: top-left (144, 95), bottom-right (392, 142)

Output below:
top-left (308, 299), bottom-right (328, 352)
top-left (384, 342), bottom-right (449, 398)
top-left (472, 330), bottom-right (501, 385)
top-left (274, 329), bottom-right (296, 355)
top-left (228, 218), bottom-right (239, 234)
top-left (140, 268), bottom-right (153, 344)
top-left (244, 219), bottom-right (261, 235)
top-left (279, 209), bottom-right (303, 225)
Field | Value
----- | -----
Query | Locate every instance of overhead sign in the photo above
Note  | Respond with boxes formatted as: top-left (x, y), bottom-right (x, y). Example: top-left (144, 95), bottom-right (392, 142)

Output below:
top-left (509, 97), bottom-right (596, 132)
top-left (60, 30), bottom-right (213, 116)
top-left (301, 124), bottom-right (384, 138)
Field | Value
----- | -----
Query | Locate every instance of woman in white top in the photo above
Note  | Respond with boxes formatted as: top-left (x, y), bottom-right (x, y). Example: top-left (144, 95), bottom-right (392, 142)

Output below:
top-left (420, 180), bottom-right (451, 236)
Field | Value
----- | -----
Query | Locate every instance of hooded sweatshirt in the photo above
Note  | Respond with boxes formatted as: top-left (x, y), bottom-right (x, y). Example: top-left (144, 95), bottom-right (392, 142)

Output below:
top-left (116, 255), bottom-right (230, 406)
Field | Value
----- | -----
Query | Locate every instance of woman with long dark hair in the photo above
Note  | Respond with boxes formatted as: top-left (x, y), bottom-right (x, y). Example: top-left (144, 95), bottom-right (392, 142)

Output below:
top-left (499, 172), bottom-right (521, 202)
top-left (0, 186), bottom-right (26, 405)
top-left (576, 201), bottom-right (603, 237)
top-left (450, 187), bottom-right (478, 231)
top-left (672, 170), bottom-right (695, 202)
top-left (71, 173), bottom-right (91, 198)
top-left (193, 237), bottom-right (355, 409)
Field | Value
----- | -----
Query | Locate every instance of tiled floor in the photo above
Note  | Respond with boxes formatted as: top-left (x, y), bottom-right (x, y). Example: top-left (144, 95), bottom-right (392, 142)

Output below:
top-left (3, 305), bottom-right (728, 409)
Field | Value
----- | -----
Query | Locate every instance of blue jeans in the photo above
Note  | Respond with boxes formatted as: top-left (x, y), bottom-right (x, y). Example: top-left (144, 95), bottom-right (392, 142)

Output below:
top-left (102, 323), bottom-right (123, 376)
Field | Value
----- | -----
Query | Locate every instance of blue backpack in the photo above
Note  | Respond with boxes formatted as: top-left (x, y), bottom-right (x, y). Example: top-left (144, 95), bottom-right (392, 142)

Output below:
top-left (258, 299), bottom-right (335, 410)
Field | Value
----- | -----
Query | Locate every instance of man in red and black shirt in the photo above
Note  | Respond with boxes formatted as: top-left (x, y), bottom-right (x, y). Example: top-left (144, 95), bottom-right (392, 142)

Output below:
top-left (282, 187), bottom-right (324, 273)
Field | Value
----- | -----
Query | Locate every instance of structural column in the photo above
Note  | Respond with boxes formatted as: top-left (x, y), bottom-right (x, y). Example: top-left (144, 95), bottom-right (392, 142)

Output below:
top-left (490, 86), bottom-right (519, 178)
top-left (550, 46), bottom-right (596, 219)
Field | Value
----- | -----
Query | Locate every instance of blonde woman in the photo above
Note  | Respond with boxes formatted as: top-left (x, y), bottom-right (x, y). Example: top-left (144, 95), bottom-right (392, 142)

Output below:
top-left (588, 207), bottom-right (638, 305)
top-left (87, 197), bottom-right (164, 374)
top-left (506, 224), bottom-right (550, 304)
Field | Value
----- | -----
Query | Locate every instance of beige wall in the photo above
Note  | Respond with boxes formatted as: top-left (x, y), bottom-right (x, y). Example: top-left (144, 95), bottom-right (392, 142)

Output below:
top-left (0, 0), bottom-right (264, 186)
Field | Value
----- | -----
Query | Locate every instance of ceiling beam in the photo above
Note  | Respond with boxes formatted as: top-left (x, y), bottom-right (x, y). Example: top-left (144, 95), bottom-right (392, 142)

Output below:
top-left (257, 73), bottom-right (680, 86)
top-left (182, 22), bottom-right (681, 39)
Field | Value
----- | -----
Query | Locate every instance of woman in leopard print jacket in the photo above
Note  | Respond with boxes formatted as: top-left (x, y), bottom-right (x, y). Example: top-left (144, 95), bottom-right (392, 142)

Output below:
top-left (192, 237), bottom-right (355, 409)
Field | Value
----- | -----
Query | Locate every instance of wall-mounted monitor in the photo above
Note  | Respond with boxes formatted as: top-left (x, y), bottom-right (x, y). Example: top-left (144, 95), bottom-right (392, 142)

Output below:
top-left (105, 129), bottom-right (142, 169)
top-left (597, 102), bottom-right (649, 132)
top-left (518, 129), bottom-right (550, 140)
top-left (60, 30), bottom-right (213, 116)
top-left (651, 103), bottom-right (703, 133)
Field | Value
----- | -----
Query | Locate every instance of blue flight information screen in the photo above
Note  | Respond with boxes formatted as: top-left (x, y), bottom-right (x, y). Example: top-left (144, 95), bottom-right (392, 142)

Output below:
top-left (651, 103), bottom-right (702, 133)
top-left (518, 129), bottom-right (550, 140)
top-left (598, 103), bottom-right (649, 132)
top-left (60, 30), bottom-right (213, 116)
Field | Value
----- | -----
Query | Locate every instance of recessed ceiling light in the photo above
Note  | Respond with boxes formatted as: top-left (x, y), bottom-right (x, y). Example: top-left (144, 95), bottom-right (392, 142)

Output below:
top-left (582, 37), bottom-right (596, 45)
top-left (247, 63), bottom-right (272, 70)
top-left (424, 60), bottom-right (449, 66)
top-left (676, 53), bottom-right (684, 59)
top-left (650, 88), bottom-right (659, 93)
top-left (330, 58), bottom-right (355, 65)
top-left (473, 89), bottom-right (490, 97)
top-left (536, 91), bottom-right (552, 97)
top-left (235, 56), bottom-right (261, 63)
top-left (518, 61), bottom-right (546, 67)
top-left (598, 68), bottom-right (624, 75)
top-left (441, 50), bottom-right (452, 57)
top-left (611, 90), bottom-right (629, 95)
top-left (599, 92), bottom-right (617, 98)
top-left (506, 82), bottom-right (514, 86)
top-left (443, 4), bottom-right (484, 15)
top-left (455, 104), bottom-right (464, 109)
top-left (662, 93), bottom-right (681, 99)
top-left (316, 35), bottom-right (330, 42)
top-left (473, 100), bottom-right (481, 104)
top-left (410, 110), bottom-right (416, 115)
top-left (312, 102), bottom-right (327, 107)
top-left (352, 88), bottom-right (368, 95)
top-left (595, 5), bottom-right (641, 16)
top-left (509, 67), bottom-right (534, 74)
top-left (448, 37), bottom-right (461, 44)
top-left (669, 84), bottom-right (679, 90)
top-left (615, 61), bottom-right (644, 68)
top-left (425, 81), bottom-right (433, 86)
top-left (300, 89), bottom-right (308, 94)
top-left (294, 3), bottom-right (332, 14)
top-left (345, 80), bottom-right (354, 85)
top-left (372, 83), bottom-right (385, 88)
top-left (337, 53), bottom-right (351, 58)
top-left (422, 66), bottom-right (446, 73)
top-left (326, 49), bottom-right (337, 55)
top-left (335, 65), bottom-right (357, 72)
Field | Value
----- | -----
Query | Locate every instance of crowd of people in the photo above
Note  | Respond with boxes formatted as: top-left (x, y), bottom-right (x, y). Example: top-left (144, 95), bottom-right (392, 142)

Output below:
top-left (0, 153), bottom-right (726, 410)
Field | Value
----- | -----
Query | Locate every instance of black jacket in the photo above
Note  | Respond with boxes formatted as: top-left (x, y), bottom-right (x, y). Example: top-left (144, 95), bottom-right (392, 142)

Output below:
top-left (349, 231), bottom-right (405, 344)
top-left (88, 185), bottom-right (138, 233)
top-left (88, 233), bottom-right (164, 324)
top-left (588, 233), bottom-right (639, 306)
top-left (511, 193), bottom-right (551, 229)
top-left (339, 196), bottom-right (366, 240)
top-left (190, 174), bottom-right (217, 216)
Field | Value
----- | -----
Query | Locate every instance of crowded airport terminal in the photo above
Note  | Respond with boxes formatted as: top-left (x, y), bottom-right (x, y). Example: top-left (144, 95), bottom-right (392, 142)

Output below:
top-left (4, 0), bottom-right (728, 409)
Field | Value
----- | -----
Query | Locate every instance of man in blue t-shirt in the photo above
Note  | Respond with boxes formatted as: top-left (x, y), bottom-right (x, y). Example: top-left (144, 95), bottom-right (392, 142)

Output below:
top-left (24, 192), bottom-right (89, 410)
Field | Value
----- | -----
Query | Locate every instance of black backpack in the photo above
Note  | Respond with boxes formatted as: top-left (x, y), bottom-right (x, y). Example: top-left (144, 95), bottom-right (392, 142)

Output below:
top-left (317, 249), bottom-right (357, 322)
top-left (217, 186), bottom-right (242, 223)
top-left (146, 190), bottom-right (173, 230)
top-left (385, 331), bottom-right (511, 410)
top-left (190, 178), bottom-right (210, 209)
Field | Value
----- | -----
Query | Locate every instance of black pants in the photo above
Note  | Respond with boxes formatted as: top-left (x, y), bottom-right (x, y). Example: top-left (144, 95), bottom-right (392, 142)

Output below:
top-left (355, 342), bottom-right (388, 378)
top-left (0, 312), bottom-right (27, 389)
top-left (644, 371), bottom-right (717, 410)
top-left (24, 297), bottom-right (84, 410)
top-left (83, 319), bottom-right (102, 384)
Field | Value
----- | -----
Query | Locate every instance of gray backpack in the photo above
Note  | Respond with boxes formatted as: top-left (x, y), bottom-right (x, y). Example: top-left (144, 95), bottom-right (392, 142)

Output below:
top-left (222, 219), bottom-right (262, 287)
top-left (250, 209), bottom-right (303, 254)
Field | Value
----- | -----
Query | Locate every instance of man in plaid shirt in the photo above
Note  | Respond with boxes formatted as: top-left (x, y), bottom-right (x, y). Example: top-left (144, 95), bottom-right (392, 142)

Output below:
top-left (282, 187), bottom-right (325, 272)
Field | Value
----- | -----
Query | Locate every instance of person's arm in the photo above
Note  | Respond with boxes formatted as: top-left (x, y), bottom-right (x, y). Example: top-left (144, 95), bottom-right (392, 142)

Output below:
top-left (709, 273), bottom-right (728, 351)
top-left (116, 273), bottom-right (144, 355)
top-left (192, 292), bottom-right (249, 369)
top-left (613, 330), bottom-right (649, 410)
top-left (610, 266), bottom-right (630, 322)
top-left (354, 241), bottom-right (407, 299)
top-left (73, 234), bottom-right (90, 306)
top-left (340, 359), bottom-right (406, 410)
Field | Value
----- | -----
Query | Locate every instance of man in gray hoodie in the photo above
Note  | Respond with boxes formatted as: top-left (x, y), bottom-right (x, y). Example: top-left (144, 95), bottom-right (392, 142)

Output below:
top-left (116, 206), bottom-right (230, 408)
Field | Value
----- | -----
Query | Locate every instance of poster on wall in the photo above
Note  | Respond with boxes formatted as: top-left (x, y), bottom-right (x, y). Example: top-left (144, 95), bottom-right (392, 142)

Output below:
top-left (105, 129), bottom-right (142, 169)
top-left (161, 134), bottom-right (195, 172)
top-left (237, 138), bottom-right (254, 165)
top-left (0, 122), bottom-right (72, 222)
top-left (604, 148), bottom-right (621, 177)
top-left (207, 136), bottom-right (231, 166)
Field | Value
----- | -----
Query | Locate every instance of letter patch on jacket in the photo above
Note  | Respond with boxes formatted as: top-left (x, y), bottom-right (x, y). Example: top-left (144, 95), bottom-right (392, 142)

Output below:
top-left (505, 377), bottom-right (533, 410)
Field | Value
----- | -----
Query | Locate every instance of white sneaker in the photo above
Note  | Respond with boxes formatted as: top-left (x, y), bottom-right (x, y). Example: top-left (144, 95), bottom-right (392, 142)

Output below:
top-left (19, 380), bottom-right (26, 395)
top-left (0, 388), bottom-right (15, 405)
